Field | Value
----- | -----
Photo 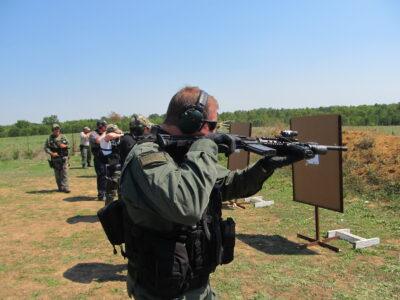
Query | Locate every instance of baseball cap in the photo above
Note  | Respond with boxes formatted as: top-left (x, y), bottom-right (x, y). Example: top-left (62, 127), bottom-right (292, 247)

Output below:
top-left (106, 124), bottom-right (123, 134)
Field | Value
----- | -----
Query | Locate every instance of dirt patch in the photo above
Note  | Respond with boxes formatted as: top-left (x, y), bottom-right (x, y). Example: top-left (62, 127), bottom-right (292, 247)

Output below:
top-left (343, 130), bottom-right (400, 190)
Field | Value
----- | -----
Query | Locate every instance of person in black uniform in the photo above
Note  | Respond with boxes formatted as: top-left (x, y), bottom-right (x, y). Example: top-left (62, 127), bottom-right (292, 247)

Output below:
top-left (119, 115), bottom-right (153, 166)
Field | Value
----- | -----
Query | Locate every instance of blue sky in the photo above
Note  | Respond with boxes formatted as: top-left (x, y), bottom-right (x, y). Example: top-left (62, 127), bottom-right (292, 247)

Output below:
top-left (1, 0), bottom-right (399, 125)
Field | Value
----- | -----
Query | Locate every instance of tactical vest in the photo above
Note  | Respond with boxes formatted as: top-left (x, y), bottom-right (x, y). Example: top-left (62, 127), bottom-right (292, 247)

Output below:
top-left (122, 134), bottom-right (236, 299)
top-left (90, 130), bottom-right (102, 157)
top-left (101, 139), bottom-right (121, 166)
top-left (47, 135), bottom-right (69, 157)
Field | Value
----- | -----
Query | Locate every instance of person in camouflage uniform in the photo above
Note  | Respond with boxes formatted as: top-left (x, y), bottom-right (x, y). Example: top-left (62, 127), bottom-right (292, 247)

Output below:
top-left (44, 124), bottom-right (70, 193)
top-left (120, 87), bottom-right (309, 299)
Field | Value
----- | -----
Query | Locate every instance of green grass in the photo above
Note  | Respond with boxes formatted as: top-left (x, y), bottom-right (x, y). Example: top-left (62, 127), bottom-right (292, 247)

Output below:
top-left (344, 125), bottom-right (400, 136)
top-left (213, 168), bottom-right (400, 299)
top-left (0, 133), bottom-right (80, 160)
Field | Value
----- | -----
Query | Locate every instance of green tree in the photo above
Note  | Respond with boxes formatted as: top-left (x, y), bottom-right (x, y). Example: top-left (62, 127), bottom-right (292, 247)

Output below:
top-left (42, 115), bottom-right (59, 125)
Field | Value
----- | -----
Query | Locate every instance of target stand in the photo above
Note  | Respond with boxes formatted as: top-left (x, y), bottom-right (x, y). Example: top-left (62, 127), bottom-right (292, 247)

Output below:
top-left (297, 206), bottom-right (340, 252)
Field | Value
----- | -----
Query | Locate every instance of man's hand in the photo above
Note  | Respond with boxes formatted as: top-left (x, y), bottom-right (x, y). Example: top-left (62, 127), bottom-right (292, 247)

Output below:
top-left (104, 132), bottom-right (124, 142)
top-left (59, 143), bottom-right (68, 149)
top-left (261, 144), bottom-right (314, 169)
top-left (50, 152), bottom-right (59, 158)
top-left (206, 133), bottom-right (238, 156)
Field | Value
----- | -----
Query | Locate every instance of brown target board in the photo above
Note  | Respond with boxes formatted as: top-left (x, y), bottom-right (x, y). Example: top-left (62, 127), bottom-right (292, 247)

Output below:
top-left (228, 122), bottom-right (252, 171)
top-left (290, 115), bottom-right (344, 212)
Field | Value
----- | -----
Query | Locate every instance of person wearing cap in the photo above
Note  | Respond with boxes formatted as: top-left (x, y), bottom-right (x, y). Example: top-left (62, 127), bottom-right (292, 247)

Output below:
top-left (80, 126), bottom-right (92, 168)
top-left (99, 124), bottom-right (124, 205)
top-left (119, 114), bottom-right (153, 165)
top-left (44, 124), bottom-right (70, 193)
top-left (89, 120), bottom-right (108, 200)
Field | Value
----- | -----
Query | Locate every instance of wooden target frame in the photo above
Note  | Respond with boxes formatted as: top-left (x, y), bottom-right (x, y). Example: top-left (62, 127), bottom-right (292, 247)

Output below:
top-left (228, 122), bottom-right (252, 171)
top-left (290, 114), bottom-right (345, 252)
top-left (291, 114), bottom-right (344, 212)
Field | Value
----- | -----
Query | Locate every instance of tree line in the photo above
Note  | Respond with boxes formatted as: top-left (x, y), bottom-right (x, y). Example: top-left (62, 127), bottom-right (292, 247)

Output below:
top-left (1, 103), bottom-right (399, 138)
top-left (219, 102), bottom-right (400, 127)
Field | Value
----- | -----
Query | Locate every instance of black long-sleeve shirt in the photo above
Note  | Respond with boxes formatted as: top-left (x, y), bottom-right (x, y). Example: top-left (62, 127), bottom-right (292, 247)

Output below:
top-left (119, 133), bottom-right (137, 166)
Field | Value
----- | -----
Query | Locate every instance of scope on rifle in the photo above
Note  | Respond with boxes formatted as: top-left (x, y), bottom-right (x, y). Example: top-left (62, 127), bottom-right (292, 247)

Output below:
top-left (281, 130), bottom-right (298, 138)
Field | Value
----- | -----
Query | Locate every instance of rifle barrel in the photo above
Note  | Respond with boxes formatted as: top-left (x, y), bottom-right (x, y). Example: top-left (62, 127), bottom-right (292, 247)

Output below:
top-left (326, 146), bottom-right (347, 151)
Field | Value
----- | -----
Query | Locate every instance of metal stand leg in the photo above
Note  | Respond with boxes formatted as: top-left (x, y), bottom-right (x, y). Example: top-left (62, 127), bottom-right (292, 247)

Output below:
top-left (297, 206), bottom-right (340, 253)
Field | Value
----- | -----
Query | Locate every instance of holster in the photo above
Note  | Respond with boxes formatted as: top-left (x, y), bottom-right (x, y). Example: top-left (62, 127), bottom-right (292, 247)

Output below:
top-left (220, 217), bottom-right (236, 264)
top-left (48, 159), bottom-right (54, 169)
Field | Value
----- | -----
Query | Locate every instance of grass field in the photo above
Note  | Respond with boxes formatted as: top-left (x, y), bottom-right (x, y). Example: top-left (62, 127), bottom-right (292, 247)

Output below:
top-left (0, 130), bottom-right (399, 299)
top-left (0, 133), bottom-right (80, 161)
top-left (344, 126), bottom-right (400, 136)
top-left (0, 127), bottom-right (399, 299)
top-left (1, 126), bottom-right (399, 161)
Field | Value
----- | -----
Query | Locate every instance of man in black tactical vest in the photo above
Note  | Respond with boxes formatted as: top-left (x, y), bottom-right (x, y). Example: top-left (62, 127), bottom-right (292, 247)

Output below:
top-left (120, 87), bottom-right (308, 299)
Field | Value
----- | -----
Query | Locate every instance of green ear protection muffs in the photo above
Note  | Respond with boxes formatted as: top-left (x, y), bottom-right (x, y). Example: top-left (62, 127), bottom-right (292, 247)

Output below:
top-left (178, 90), bottom-right (209, 134)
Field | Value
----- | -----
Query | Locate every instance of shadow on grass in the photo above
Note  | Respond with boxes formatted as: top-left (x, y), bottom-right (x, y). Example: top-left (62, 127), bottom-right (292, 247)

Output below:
top-left (76, 175), bottom-right (96, 178)
top-left (66, 215), bottom-right (98, 224)
top-left (63, 263), bottom-right (126, 283)
top-left (63, 196), bottom-right (98, 202)
top-left (26, 189), bottom-right (59, 194)
top-left (236, 234), bottom-right (318, 255)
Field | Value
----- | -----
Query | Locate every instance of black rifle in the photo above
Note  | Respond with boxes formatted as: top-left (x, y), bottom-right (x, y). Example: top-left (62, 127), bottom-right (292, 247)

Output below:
top-left (157, 130), bottom-right (347, 158)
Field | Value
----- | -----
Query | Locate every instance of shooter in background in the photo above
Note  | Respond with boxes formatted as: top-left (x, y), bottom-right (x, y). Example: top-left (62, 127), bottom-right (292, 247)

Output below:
top-left (89, 120), bottom-right (107, 201)
top-left (79, 126), bottom-right (92, 168)
top-left (44, 123), bottom-right (70, 193)
top-left (99, 124), bottom-right (124, 206)
top-left (119, 114), bottom-right (153, 165)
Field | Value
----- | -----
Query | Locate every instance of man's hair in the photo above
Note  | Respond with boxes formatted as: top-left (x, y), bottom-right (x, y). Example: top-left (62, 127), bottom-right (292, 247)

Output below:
top-left (164, 86), bottom-right (217, 126)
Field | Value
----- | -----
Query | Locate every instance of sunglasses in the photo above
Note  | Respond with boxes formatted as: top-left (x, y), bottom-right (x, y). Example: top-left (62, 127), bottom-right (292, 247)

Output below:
top-left (203, 120), bottom-right (218, 131)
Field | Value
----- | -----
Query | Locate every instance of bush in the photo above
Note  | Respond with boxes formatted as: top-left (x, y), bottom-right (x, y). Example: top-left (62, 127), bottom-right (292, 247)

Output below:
top-left (24, 149), bottom-right (34, 159)
top-left (0, 151), bottom-right (9, 161)
top-left (12, 149), bottom-right (20, 160)
top-left (355, 137), bottom-right (374, 150)
top-left (383, 181), bottom-right (400, 197)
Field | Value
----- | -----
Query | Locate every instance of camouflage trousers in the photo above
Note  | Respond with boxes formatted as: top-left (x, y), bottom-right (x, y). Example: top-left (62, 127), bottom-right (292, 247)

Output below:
top-left (80, 145), bottom-right (91, 168)
top-left (105, 164), bottom-right (121, 206)
top-left (52, 157), bottom-right (69, 191)
top-left (127, 274), bottom-right (217, 300)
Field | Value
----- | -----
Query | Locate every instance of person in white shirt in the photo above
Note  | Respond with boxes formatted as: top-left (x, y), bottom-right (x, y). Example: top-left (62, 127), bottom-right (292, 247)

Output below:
top-left (99, 124), bottom-right (124, 205)
top-left (79, 127), bottom-right (92, 168)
